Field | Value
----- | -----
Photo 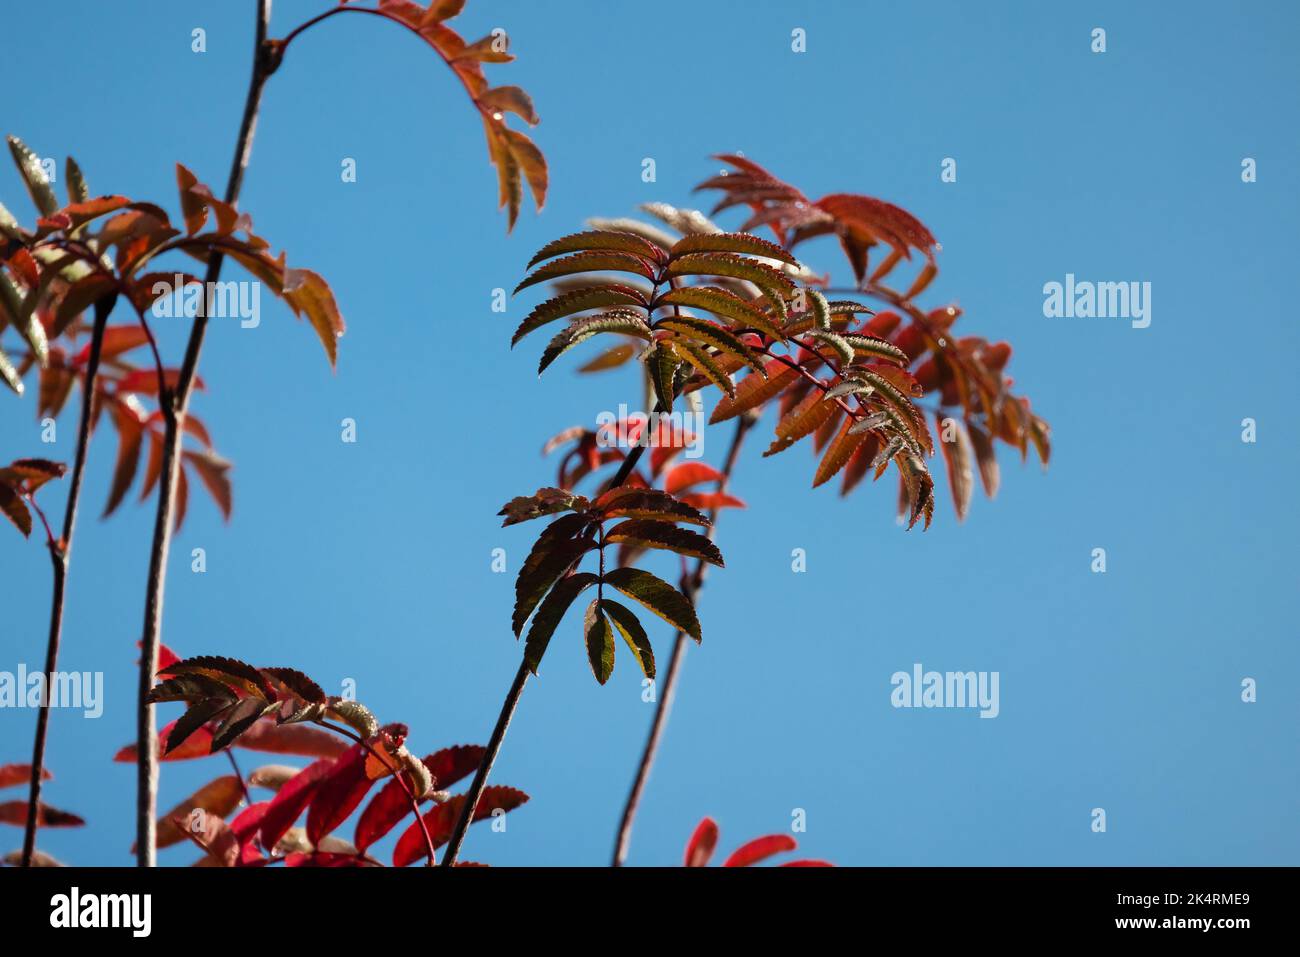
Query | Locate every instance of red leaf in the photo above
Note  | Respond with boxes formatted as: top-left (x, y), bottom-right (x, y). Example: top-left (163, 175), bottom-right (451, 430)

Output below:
top-left (233, 718), bottom-right (349, 760)
top-left (113, 720), bottom-right (214, 763)
top-left (0, 800), bottom-right (84, 828)
top-left (157, 643), bottom-right (181, 672)
top-left (116, 368), bottom-right (203, 395)
top-left (306, 745), bottom-right (373, 846)
top-left (229, 801), bottom-right (269, 845)
top-left (74, 325), bottom-right (148, 365)
top-left (392, 786), bottom-right (529, 867)
top-left (684, 817), bottom-right (718, 867)
top-left (424, 745), bottom-right (485, 791)
top-left (258, 758), bottom-right (334, 851)
top-left (662, 462), bottom-right (725, 496)
top-left (722, 834), bottom-right (797, 867)
top-left (6, 248), bottom-right (39, 287)
top-left (353, 778), bottom-right (415, 854)
top-left (353, 745), bottom-right (485, 852)
top-left (0, 764), bottom-right (50, 790)
top-left (678, 492), bottom-right (746, 512)
top-left (780, 859), bottom-right (834, 867)
top-left (283, 851), bottom-right (371, 867)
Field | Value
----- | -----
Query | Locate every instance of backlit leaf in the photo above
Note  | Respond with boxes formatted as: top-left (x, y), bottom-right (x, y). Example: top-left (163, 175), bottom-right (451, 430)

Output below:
top-left (523, 572), bottom-right (598, 674)
top-left (539, 310), bottom-right (651, 375)
top-left (583, 598), bottom-right (615, 684)
top-left (709, 359), bottom-right (801, 424)
top-left (600, 598), bottom-right (654, 679)
top-left (392, 786), bottom-right (529, 866)
top-left (516, 252), bottom-right (657, 292)
top-left (595, 487), bottom-right (710, 526)
top-left (601, 566), bottom-right (700, 642)
top-left (605, 519), bottom-right (723, 566)
top-left (512, 284), bottom-right (646, 347)
top-left (657, 285), bottom-right (785, 340)
top-left (7, 136), bottom-right (58, 217)
top-left (723, 834), bottom-right (798, 867)
top-left (526, 230), bottom-right (662, 269)
top-left (684, 817), bottom-right (718, 867)
top-left (151, 775), bottom-right (242, 850)
top-left (669, 232), bottom-right (798, 265)
top-left (935, 413), bottom-right (974, 521)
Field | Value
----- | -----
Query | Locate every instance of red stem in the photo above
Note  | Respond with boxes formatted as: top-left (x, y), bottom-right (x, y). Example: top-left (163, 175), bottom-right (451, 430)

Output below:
top-left (20, 295), bottom-right (113, 867)
top-left (136, 0), bottom-right (273, 868)
top-left (315, 720), bottom-right (437, 865)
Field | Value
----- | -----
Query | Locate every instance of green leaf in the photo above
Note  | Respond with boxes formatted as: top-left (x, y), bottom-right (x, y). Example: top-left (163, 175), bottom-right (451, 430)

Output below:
top-left (166, 698), bottom-right (233, 755)
top-left (847, 410), bottom-right (890, 435)
top-left (665, 253), bottom-right (794, 319)
top-left (669, 232), bottom-right (799, 265)
top-left (6, 136), bottom-right (58, 217)
top-left (0, 344), bottom-right (22, 396)
top-left (0, 270), bottom-right (46, 366)
top-left (539, 310), bottom-right (651, 375)
top-left (600, 599), bottom-right (655, 679)
top-left (656, 285), bottom-right (785, 341)
top-left (645, 341), bottom-right (679, 413)
top-left (604, 519), bottom-right (723, 566)
top-left (526, 230), bottom-right (663, 269)
top-left (657, 315), bottom-right (763, 372)
top-left (805, 329), bottom-right (854, 366)
top-left (0, 199), bottom-right (22, 241)
top-left (513, 533), bottom-right (594, 635)
top-left (806, 288), bottom-right (832, 330)
top-left (676, 340), bottom-right (735, 397)
top-left (856, 370), bottom-right (932, 453)
top-left (583, 599), bottom-right (615, 685)
top-left (601, 566), bottom-right (701, 642)
top-left (511, 284), bottom-right (646, 347)
top-left (523, 572), bottom-right (598, 675)
top-left (65, 156), bottom-right (89, 204)
top-left (841, 333), bottom-right (908, 365)
top-left (516, 252), bottom-right (657, 293)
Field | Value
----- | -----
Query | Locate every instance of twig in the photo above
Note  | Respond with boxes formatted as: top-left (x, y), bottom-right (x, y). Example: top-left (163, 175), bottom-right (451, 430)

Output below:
top-left (21, 295), bottom-right (113, 867)
top-left (441, 409), bottom-right (666, 867)
top-left (136, 0), bottom-right (273, 868)
top-left (611, 414), bottom-right (751, 866)
top-left (224, 749), bottom-right (252, 807)
top-left (314, 720), bottom-right (436, 866)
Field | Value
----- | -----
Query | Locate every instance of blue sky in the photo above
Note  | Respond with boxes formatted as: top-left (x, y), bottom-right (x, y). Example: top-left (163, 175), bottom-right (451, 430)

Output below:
top-left (2, 0), bottom-right (1297, 866)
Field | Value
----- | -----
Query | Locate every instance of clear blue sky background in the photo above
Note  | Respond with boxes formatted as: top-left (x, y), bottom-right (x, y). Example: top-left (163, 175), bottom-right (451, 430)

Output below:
top-left (2, 0), bottom-right (1297, 867)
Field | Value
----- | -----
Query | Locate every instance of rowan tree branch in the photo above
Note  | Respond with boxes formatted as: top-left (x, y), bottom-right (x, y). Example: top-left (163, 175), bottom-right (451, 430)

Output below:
top-left (611, 413), bottom-right (752, 866)
top-left (441, 402), bottom-right (667, 867)
top-left (136, 0), bottom-right (273, 867)
top-left (20, 295), bottom-right (113, 867)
